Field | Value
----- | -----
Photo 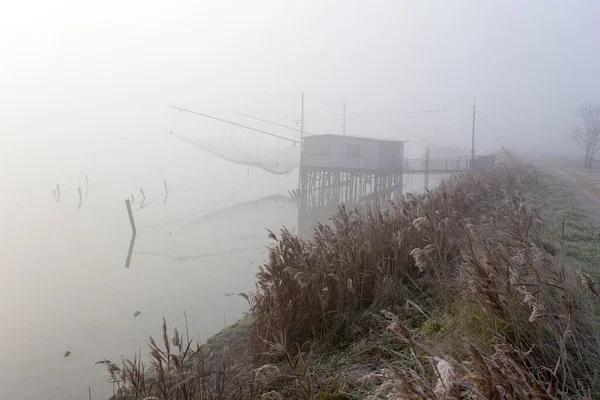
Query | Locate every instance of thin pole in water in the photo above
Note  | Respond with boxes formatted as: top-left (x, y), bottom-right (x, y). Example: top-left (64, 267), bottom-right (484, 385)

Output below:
top-left (163, 181), bottom-right (169, 205)
top-left (124, 199), bottom-right (137, 268)
top-left (125, 199), bottom-right (136, 235)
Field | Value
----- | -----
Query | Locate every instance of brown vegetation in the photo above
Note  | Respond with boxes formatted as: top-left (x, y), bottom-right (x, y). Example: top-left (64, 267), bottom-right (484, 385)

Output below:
top-left (101, 165), bottom-right (600, 399)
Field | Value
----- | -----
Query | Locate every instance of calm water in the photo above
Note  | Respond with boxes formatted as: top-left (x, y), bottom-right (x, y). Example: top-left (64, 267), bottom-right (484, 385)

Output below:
top-left (0, 153), bottom-right (443, 399)
top-left (0, 163), bottom-right (297, 399)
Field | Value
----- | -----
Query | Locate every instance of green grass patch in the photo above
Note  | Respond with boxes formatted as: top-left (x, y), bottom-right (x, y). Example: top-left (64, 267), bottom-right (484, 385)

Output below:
top-left (534, 172), bottom-right (600, 279)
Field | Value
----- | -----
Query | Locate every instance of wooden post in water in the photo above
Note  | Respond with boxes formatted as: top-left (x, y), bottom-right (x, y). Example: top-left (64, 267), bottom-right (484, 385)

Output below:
top-left (78, 187), bottom-right (83, 209)
top-left (163, 181), bottom-right (169, 205)
top-left (125, 199), bottom-right (137, 268)
top-left (140, 188), bottom-right (146, 207)
top-left (125, 199), bottom-right (136, 235)
top-left (125, 232), bottom-right (136, 268)
top-left (85, 175), bottom-right (89, 198)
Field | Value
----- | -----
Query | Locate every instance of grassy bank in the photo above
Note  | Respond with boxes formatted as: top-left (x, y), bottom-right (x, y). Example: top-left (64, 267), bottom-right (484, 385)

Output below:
top-left (534, 172), bottom-right (600, 278)
top-left (100, 165), bottom-right (600, 399)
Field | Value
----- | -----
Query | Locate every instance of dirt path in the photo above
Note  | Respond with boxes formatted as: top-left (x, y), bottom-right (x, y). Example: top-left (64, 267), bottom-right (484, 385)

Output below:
top-left (537, 159), bottom-right (600, 222)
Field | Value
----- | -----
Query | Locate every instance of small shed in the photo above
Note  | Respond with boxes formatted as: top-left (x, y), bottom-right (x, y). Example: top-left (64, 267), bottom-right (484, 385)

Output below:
top-left (299, 134), bottom-right (407, 237)
top-left (302, 134), bottom-right (406, 171)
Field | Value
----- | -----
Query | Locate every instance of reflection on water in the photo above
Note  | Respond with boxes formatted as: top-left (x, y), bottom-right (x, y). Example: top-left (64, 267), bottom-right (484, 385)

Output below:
top-left (0, 169), bottom-right (443, 399)
top-left (0, 176), bottom-right (297, 400)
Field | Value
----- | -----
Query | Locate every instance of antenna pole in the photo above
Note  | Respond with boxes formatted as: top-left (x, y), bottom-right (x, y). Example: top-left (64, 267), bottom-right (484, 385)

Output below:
top-left (471, 96), bottom-right (476, 169)
top-left (298, 92), bottom-right (305, 228)
top-left (424, 148), bottom-right (430, 190)
top-left (343, 101), bottom-right (346, 136)
top-left (301, 92), bottom-right (305, 148)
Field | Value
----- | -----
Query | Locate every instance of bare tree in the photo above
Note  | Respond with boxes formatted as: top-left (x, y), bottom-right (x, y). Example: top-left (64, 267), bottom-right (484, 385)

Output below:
top-left (570, 102), bottom-right (600, 168)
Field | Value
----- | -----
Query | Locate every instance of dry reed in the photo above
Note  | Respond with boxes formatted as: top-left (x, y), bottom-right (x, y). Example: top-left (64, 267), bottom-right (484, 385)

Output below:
top-left (101, 165), bottom-right (600, 399)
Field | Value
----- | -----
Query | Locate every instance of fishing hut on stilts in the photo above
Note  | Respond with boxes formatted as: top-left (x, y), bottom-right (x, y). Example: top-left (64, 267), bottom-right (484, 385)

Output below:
top-left (167, 104), bottom-right (496, 239)
top-left (298, 134), bottom-right (407, 237)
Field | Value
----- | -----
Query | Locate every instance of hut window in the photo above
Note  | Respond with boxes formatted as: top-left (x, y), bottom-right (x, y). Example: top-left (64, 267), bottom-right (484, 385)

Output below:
top-left (347, 143), bottom-right (360, 158)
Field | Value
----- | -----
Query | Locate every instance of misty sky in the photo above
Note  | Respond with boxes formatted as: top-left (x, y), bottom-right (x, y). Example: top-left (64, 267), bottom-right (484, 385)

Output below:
top-left (3, 0), bottom-right (600, 194)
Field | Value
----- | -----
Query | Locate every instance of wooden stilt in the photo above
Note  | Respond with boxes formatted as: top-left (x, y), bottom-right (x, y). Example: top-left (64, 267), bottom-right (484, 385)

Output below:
top-left (124, 199), bottom-right (137, 268)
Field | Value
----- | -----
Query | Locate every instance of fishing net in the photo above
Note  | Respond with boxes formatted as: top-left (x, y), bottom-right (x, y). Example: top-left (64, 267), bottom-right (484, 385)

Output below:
top-left (175, 134), bottom-right (300, 174)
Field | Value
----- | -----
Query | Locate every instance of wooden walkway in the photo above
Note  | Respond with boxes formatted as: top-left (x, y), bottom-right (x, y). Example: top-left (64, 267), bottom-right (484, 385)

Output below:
top-left (403, 157), bottom-right (471, 174)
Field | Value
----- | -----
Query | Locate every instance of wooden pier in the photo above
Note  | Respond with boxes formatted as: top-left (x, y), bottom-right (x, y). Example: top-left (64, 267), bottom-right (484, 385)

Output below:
top-left (298, 134), bottom-right (493, 237)
top-left (403, 156), bottom-right (471, 174)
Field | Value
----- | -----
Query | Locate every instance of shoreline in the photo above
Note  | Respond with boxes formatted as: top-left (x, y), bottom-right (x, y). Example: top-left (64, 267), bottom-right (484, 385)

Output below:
top-left (104, 164), bottom-right (600, 399)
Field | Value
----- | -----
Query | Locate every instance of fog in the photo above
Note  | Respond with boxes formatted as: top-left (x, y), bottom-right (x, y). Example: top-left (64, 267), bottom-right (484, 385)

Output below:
top-left (2, 0), bottom-right (600, 398)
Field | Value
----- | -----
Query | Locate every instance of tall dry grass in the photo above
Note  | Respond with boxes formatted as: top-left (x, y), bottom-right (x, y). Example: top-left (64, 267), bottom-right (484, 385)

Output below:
top-left (251, 165), bottom-right (600, 397)
top-left (97, 316), bottom-right (259, 400)
top-left (252, 167), bottom-right (531, 345)
top-left (101, 165), bottom-right (600, 398)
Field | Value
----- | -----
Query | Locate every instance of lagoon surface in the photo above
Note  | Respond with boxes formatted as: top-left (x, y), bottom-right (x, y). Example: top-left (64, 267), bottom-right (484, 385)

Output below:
top-left (0, 147), bottom-right (298, 399)
top-left (0, 135), bottom-right (442, 399)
